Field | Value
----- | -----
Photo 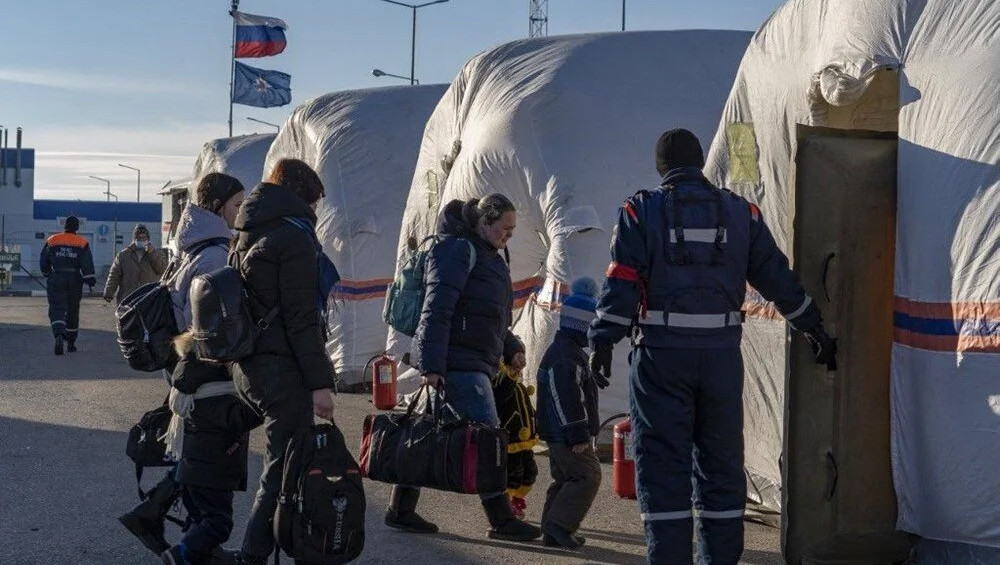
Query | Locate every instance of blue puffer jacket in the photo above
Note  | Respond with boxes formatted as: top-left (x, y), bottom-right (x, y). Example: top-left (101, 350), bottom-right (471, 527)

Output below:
top-left (536, 329), bottom-right (600, 446)
top-left (411, 200), bottom-right (524, 377)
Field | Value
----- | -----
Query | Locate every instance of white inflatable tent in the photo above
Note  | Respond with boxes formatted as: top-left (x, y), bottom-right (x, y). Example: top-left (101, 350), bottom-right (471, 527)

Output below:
top-left (191, 133), bottom-right (276, 196)
top-left (703, 0), bottom-right (1000, 556)
top-left (389, 30), bottom-right (751, 417)
top-left (265, 85), bottom-right (447, 386)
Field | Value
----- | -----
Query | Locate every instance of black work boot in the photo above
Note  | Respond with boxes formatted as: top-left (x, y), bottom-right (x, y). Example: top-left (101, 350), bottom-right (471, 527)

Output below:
top-left (54, 335), bottom-right (64, 355)
top-left (384, 486), bottom-right (438, 534)
top-left (542, 522), bottom-right (585, 549)
top-left (119, 474), bottom-right (181, 555)
top-left (482, 495), bottom-right (542, 542)
top-left (67, 338), bottom-right (77, 353)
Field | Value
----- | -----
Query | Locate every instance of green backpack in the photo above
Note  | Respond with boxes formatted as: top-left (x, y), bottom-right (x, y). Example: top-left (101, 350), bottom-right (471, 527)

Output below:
top-left (383, 235), bottom-right (476, 337)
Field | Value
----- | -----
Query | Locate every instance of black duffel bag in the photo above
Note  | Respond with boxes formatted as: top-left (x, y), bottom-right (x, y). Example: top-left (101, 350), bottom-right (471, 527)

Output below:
top-left (125, 403), bottom-right (175, 499)
top-left (359, 386), bottom-right (508, 494)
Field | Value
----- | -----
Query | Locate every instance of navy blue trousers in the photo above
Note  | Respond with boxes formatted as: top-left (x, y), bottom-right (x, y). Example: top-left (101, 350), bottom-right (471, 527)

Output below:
top-left (46, 272), bottom-right (82, 341)
top-left (629, 347), bottom-right (746, 565)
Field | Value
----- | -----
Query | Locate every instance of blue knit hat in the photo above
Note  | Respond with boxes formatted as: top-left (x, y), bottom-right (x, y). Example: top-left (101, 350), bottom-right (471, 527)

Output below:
top-left (560, 277), bottom-right (598, 333)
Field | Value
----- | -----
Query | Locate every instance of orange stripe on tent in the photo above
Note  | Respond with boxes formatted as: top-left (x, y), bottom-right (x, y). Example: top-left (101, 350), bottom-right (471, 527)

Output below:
top-left (336, 278), bottom-right (393, 289)
top-left (894, 297), bottom-right (1000, 320)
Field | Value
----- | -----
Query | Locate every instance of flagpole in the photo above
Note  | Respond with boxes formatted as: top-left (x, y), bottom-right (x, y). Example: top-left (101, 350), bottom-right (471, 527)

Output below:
top-left (228, 0), bottom-right (239, 137)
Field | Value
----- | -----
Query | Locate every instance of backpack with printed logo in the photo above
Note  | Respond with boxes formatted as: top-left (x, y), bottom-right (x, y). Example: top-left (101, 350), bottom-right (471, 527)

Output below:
top-left (383, 235), bottom-right (476, 337)
top-left (275, 422), bottom-right (366, 564)
top-left (115, 238), bottom-right (226, 371)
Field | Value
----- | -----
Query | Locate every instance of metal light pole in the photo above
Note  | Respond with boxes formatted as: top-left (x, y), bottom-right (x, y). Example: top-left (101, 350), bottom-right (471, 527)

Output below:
top-left (89, 176), bottom-right (111, 202)
top-left (118, 163), bottom-right (140, 202)
top-left (247, 117), bottom-right (280, 131)
top-left (98, 185), bottom-right (120, 258)
top-left (622, 0), bottom-right (626, 31)
top-left (372, 69), bottom-right (420, 85)
top-left (379, 0), bottom-right (449, 86)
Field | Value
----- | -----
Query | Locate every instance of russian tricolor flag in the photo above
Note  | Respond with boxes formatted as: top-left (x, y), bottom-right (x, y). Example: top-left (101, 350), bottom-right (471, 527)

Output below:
top-left (234, 11), bottom-right (288, 58)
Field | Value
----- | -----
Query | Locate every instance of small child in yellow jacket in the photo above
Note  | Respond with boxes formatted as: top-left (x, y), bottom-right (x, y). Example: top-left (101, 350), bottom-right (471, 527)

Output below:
top-left (492, 360), bottom-right (539, 519)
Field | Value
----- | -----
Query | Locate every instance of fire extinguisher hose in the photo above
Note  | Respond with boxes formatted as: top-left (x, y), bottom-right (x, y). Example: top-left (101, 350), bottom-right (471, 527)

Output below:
top-left (598, 412), bottom-right (629, 438)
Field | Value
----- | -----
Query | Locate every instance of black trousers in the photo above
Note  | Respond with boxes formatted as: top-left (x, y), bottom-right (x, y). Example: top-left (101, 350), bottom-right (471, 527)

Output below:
top-left (541, 443), bottom-right (601, 533)
top-left (46, 272), bottom-right (82, 341)
top-left (180, 485), bottom-right (235, 564)
top-left (234, 362), bottom-right (313, 559)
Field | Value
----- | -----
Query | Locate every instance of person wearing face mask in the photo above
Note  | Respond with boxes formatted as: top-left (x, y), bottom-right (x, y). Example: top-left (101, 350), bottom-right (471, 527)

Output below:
top-left (104, 223), bottom-right (169, 304)
top-left (385, 194), bottom-right (539, 543)
top-left (119, 173), bottom-right (259, 564)
top-left (228, 159), bottom-right (338, 565)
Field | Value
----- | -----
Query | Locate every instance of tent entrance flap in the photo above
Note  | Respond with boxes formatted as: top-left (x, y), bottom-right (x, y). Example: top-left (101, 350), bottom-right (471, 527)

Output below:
top-left (783, 126), bottom-right (913, 564)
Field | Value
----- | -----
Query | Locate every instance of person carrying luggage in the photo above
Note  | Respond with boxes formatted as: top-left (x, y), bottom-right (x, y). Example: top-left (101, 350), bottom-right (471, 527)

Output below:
top-left (228, 159), bottom-right (338, 565)
top-left (385, 194), bottom-right (540, 542)
top-left (118, 173), bottom-right (255, 565)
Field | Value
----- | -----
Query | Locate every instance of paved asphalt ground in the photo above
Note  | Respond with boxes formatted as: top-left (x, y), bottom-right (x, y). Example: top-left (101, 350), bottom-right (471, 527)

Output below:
top-left (0, 297), bottom-right (783, 565)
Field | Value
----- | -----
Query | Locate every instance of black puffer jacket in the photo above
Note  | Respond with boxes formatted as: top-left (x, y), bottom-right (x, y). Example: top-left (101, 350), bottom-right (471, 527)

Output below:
top-left (231, 182), bottom-right (336, 392)
top-left (411, 200), bottom-right (524, 377)
top-left (172, 350), bottom-right (262, 491)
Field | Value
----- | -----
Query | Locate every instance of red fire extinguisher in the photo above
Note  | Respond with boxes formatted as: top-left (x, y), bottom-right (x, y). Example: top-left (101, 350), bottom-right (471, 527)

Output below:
top-left (370, 354), bottom-right (398, 410)
top-left (613, 417), bottom-right (637, 499)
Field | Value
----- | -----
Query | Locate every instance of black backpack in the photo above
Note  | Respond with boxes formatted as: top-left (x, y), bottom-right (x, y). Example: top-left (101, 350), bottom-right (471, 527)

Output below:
top-left (188, 260), bottom-right (279, 363)
top-left (275, 423), bottom-right (366, 564)
top-left (114, 239), bottom-right (226, 372)
top-left (115, 281), bottom-right (179, 372)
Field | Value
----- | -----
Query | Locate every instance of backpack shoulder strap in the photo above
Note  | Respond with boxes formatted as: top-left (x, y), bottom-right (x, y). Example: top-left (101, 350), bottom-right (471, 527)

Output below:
top-left (465, 239), bottom-right (477, 275)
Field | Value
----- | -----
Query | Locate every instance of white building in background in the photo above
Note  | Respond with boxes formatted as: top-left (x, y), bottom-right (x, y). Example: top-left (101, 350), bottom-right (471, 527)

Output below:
top-left (0, 145), bottom-right (161, 293)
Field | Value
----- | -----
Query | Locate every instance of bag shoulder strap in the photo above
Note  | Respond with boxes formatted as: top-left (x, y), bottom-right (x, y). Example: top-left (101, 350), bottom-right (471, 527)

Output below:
top-left (161, 237), bottom-right (229, 284)
top-left (227, 238), bottom-right (280, 329)
top-left (464, 239), bottom-right (477, 275)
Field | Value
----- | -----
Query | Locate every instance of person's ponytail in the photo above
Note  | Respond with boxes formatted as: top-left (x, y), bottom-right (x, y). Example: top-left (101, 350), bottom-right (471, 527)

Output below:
top-left (474, 194), bottom-right (515, 227)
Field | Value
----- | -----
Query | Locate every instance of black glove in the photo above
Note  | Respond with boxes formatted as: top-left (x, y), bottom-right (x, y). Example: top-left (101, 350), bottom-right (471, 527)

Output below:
top-left (588, 343), bottom-right (612, 389)
top-left (805, 326), bottom-right (837, 371)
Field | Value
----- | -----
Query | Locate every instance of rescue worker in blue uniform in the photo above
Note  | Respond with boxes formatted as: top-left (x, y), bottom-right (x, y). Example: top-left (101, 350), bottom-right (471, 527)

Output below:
top-left (40, 216), bottom-right (96, 355)
top-left (588, 129), bottom-right (837, 565)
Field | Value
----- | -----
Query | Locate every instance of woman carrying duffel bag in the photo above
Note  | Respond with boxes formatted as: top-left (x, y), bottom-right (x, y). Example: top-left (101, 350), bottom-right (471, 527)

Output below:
top-left (384, 194), bottom-right (539, 542)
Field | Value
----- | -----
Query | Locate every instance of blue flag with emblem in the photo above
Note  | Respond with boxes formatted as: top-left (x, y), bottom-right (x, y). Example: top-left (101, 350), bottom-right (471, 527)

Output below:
top-left (232, 61), bottom-right (291, 108)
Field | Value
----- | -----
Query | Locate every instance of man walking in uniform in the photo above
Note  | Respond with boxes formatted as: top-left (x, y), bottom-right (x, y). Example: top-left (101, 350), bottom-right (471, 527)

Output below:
top-left (588, 129), bottom-right (838, 564)
top-left (40, 216), bottom-right (96, 355)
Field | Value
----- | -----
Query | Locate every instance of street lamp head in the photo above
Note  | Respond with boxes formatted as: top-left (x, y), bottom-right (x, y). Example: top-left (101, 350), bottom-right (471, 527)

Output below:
top-left (372, 69), bottom-right (386, 77)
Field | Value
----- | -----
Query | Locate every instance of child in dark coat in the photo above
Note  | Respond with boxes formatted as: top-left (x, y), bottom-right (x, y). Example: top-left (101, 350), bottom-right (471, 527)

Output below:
top-left (536, 277), bottom-right (602, 549)
top-left (160, 336), bottom-right (263, 565)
